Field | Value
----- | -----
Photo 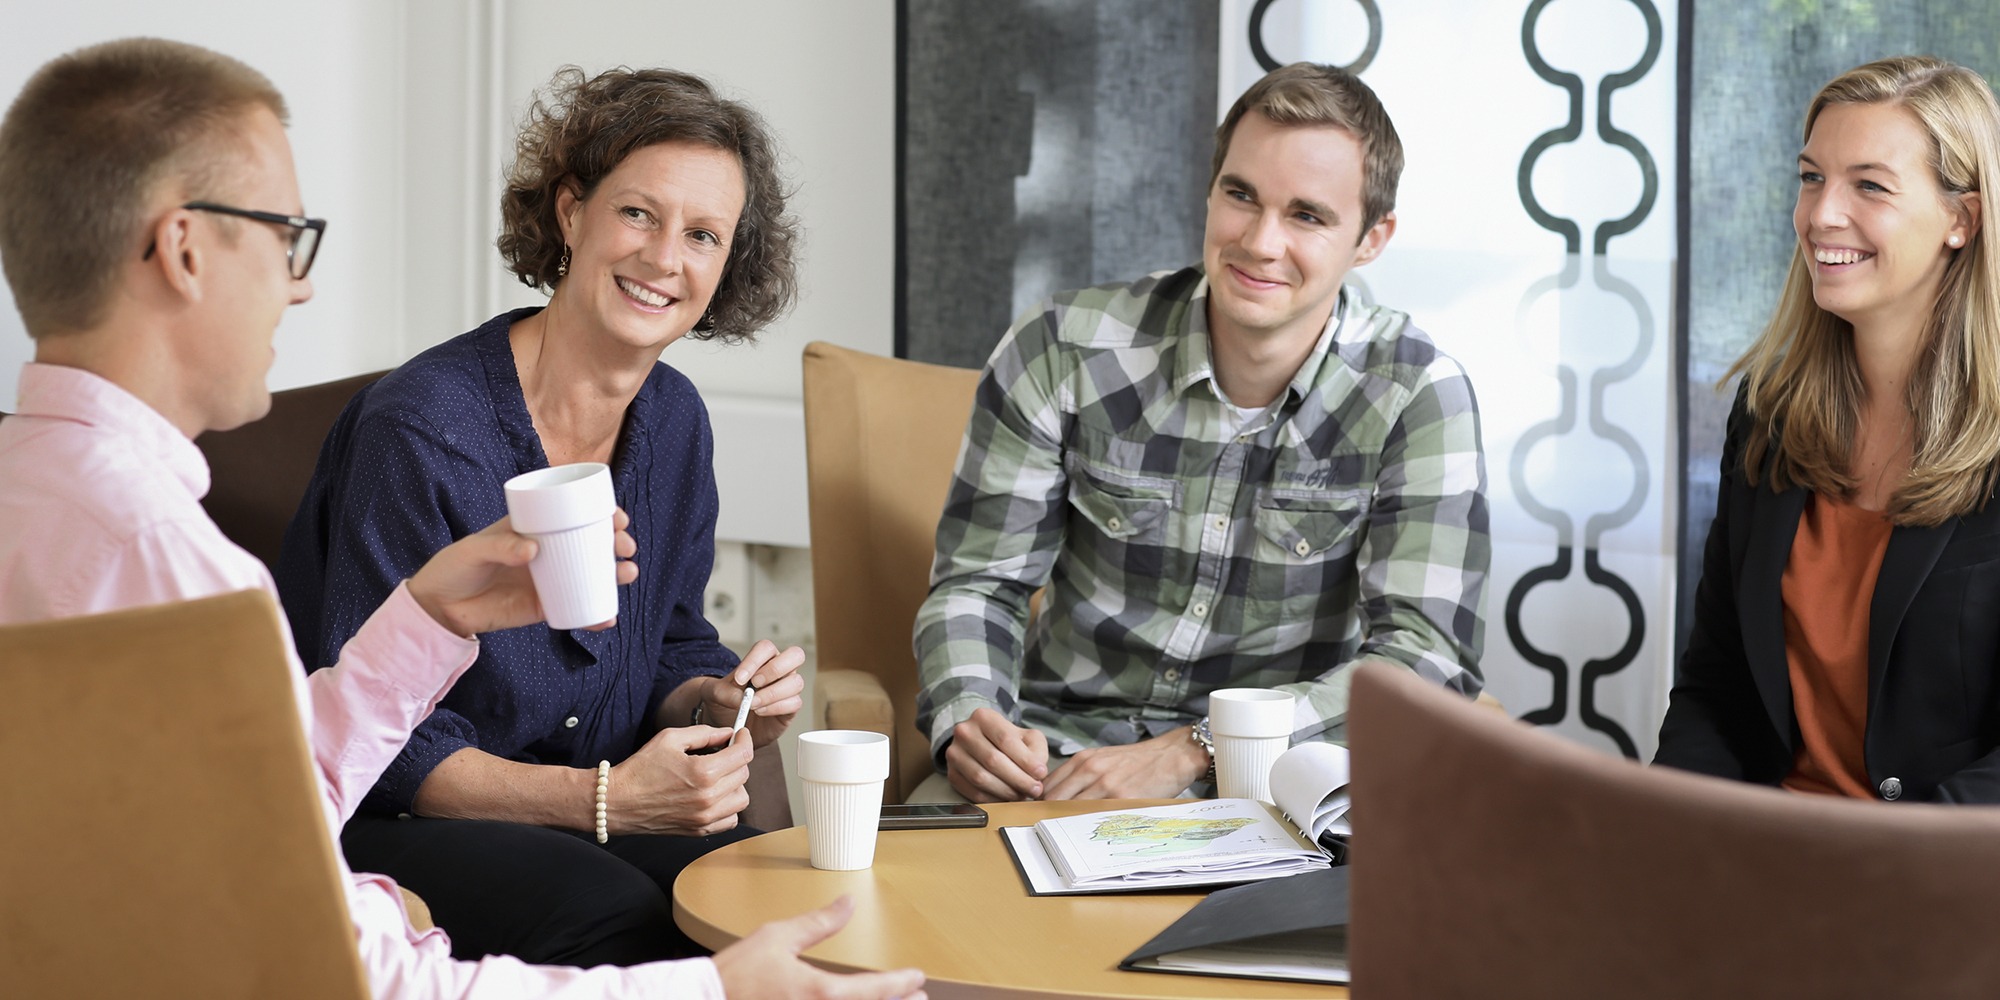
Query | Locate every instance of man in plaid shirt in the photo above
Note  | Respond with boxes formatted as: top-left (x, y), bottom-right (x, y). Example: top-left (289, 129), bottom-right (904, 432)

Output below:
top-left (913, 63), bottom-right (1488, 803)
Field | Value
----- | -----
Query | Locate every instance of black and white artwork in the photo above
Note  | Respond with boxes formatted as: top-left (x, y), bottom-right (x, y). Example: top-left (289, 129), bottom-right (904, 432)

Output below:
top-left (898, 0), bottom-right (1219, 368)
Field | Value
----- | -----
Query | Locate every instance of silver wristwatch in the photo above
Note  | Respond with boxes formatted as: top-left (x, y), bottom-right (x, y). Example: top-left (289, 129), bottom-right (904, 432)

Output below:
top-left (1190, 716), bottom-right (1217, 780)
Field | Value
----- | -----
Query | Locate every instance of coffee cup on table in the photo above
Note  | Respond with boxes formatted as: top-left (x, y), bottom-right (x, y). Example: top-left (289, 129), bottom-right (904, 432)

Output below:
top-left (1209, 688), bottom-right (1297, 805)
top-left (502, 462), bottom-right (618, 630)
top-left (798, 730), bottom-right (891, 870)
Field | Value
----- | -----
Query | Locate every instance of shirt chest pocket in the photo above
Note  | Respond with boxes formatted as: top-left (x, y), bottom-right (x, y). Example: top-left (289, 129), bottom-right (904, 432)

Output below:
top-left (1254, 488), bottom-right (1370, 562)
top-left (1066, 460), bottom-right (1178, 543)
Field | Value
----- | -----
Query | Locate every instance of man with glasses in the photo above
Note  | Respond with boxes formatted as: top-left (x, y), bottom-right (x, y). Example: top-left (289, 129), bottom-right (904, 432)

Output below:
top-left (0, 37), bottom-right (924, 1000)
top-left (145, 202), bottom-right (325, 279)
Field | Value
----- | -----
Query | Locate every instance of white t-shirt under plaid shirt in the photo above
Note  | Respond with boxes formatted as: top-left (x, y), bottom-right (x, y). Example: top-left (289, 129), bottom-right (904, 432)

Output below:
top-left (914, 266), bottom-right (1489, 768)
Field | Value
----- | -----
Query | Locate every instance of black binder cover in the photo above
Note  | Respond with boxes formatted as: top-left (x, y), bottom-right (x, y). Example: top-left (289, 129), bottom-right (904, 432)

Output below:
top-left (1119, 865), bottom-right (1349, 984)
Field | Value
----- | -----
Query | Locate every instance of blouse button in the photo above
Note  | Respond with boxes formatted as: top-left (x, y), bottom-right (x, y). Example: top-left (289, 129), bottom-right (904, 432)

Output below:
top-left (564, 715), bottom-right (580, 729)
top-left (1293, 540), bottom-right (1311, 557)
top-left (1107, 515), bottom-right (1123, 531)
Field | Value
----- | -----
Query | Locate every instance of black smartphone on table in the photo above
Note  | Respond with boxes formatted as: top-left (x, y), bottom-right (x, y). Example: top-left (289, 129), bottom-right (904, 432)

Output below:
top-left (878, 802), bottom-right (989, 830)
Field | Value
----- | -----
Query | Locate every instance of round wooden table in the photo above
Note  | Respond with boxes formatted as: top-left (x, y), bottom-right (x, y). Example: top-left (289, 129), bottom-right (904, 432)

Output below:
top-left (672, 799), bottom-right (1345, 999)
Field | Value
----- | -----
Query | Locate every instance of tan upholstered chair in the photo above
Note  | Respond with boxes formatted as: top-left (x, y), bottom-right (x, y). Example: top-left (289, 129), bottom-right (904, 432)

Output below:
top-left (0, 590), bottom-right (369, 998)
top-left (197, 369), bottom-right (386, 573)
top-left (803, 341), bottom-right (982, 804)
top-left (1346, 661), bottom-right (2000, 999)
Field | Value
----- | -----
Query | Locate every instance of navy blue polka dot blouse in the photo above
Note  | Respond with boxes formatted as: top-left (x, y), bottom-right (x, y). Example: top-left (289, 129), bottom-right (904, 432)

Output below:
top-left (277, 307), bottom-right (738, 816)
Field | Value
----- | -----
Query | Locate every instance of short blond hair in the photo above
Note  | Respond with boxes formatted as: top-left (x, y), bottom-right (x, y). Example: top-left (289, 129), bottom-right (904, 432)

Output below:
top-left (0, 38), bottom-right (287, 337)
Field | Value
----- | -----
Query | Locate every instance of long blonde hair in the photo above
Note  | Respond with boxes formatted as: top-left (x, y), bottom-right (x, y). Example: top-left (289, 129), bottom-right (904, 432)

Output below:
top-left (1730, 56), bottom-right (2000, 525)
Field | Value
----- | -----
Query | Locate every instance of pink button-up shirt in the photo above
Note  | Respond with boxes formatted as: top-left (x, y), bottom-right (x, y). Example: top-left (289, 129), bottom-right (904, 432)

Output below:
top-left (0, 363), bottom-right (723, 999)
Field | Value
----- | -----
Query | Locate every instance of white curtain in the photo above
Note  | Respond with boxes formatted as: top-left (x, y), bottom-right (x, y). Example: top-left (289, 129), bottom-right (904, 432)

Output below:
top-left (1219, 0), bottom-right (1679, 759)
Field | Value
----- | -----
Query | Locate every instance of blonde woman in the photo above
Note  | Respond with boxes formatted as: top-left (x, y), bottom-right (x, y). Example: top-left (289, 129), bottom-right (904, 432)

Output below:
top-left (1657, 56), bottom-right (2000, 803)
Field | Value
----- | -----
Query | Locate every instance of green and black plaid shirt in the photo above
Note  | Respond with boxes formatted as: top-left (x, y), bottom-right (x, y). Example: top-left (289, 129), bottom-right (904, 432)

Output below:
top-left (914, 266), bottom-right (1488, 766)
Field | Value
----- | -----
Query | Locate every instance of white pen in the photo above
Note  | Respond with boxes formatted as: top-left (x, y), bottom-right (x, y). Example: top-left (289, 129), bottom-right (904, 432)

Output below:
top-left (731, 685), bottom-right (756, 733)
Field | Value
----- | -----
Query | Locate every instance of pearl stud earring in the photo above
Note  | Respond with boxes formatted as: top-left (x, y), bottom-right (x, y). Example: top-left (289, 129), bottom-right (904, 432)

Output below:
top-left (1949, 235), bottom-right (1964, 248)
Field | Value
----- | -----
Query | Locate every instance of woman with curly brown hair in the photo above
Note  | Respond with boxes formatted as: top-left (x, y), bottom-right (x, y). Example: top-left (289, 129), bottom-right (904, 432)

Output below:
top-left (276, 66), bottom-right (811, 968)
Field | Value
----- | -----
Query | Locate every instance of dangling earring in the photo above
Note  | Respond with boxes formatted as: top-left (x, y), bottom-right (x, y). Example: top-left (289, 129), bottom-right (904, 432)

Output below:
top-left (557, 245), bottom-right (571, 277)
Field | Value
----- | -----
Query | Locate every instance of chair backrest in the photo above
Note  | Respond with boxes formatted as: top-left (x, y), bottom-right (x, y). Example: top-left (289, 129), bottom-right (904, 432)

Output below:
top-left (801, 341), bottom-right (982, 802)
top-left (196, 370), bottom-right (385, 572)
top-left (0, 590), bottom-right (369, 998)
top-left (1346, 661), bottom-right (2000, 999)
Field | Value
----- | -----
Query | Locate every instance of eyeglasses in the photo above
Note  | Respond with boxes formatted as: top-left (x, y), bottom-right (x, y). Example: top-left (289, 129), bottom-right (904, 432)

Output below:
top-left (142, 201), bottom-right (326, 279)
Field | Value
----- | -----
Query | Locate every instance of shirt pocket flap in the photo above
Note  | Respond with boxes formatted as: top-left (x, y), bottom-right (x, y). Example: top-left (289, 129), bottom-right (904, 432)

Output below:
top-left (1255, 489), bottom-right (1370, 559)
top-left (1067, 460), bottom-right (1177, 539)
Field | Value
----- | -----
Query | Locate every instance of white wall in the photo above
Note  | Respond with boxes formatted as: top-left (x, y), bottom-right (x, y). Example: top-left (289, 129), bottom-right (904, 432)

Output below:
top-left (1, 0), bottom-right (896, 548)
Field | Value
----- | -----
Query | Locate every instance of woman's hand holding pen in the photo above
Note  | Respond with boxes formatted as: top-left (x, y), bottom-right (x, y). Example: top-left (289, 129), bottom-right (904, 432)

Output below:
top-left (700, 639), bottom-right (806, 748)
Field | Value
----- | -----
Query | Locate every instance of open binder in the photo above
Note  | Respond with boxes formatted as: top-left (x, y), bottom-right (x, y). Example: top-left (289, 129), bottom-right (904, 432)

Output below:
top-left (999, 741), bottom-right (1353, 895)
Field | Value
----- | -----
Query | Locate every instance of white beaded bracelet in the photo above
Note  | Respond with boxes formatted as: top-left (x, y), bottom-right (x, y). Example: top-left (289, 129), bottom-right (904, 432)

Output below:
top-left (594, 760), bottom-right (611, 844)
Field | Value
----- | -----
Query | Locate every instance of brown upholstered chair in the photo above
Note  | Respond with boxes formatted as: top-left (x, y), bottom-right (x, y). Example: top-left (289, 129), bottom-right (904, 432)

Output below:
top-left (0, 590), bottom-right (369, 998)
top-left (196, 369), bottom-right (386, 573)
top-left (802, 341), bottom-right (982, 804)
top-left (1347, 661), bottom-right (2000, 999)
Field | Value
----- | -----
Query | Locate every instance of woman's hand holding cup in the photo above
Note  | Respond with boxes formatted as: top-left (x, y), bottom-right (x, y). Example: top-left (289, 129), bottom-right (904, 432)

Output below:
top-left (699, 640), bottom-right (807, 747)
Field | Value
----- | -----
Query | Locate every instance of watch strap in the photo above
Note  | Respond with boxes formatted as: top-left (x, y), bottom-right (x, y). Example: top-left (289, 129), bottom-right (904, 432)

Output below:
top-left (1191, 716), bottom-right (1217, 780)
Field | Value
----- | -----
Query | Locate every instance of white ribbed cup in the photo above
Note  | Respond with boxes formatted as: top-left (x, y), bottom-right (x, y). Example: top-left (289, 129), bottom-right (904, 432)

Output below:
top-left (798, 730), bottom-right (889, 871)
top-left (503, 463), bottom-right (617, 630)
top-left (1210, 688), bottom-right (1296, 804)
top-left (1215, 734), bottom-right (1290, 804)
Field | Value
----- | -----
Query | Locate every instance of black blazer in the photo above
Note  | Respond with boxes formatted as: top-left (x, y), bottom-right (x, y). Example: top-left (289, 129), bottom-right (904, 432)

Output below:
top-left (1656, 397), bottom-right (2000, 803)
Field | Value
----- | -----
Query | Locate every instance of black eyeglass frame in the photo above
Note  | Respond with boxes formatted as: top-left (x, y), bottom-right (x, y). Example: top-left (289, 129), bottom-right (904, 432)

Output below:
top-left (142, 201), bottom-right (327, 279)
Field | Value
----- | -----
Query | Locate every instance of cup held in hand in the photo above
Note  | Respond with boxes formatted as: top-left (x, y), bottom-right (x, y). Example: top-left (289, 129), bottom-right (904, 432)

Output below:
top-left (503, 463), bottom-right (618, 630)
top-left (798, 730), bottom-right (890, 870)
top-left (1209, 688), bottom-right (1296, 804)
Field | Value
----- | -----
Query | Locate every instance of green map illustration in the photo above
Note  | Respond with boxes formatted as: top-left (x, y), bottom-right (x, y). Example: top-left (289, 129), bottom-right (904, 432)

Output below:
top-left (1089, 814), bottom-right (1256, 857)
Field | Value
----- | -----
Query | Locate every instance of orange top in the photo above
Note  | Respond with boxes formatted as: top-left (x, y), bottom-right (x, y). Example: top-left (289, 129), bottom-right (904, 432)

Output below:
top-left (1779, 493), bottom-right (1894, 799)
